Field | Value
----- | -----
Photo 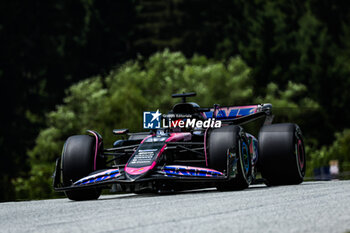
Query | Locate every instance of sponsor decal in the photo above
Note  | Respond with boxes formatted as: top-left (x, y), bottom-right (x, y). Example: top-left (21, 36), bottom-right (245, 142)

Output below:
top-left (129, 149), bottom-right (158, 165)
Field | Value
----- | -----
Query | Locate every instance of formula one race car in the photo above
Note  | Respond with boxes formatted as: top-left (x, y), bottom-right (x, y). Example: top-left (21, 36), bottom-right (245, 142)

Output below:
top-left (53, 92), bottom-right (305, 201)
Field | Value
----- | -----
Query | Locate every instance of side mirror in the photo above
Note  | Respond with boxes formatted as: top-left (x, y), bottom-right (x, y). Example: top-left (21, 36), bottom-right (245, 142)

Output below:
top-left (113, 129), bottom-right (129, 135)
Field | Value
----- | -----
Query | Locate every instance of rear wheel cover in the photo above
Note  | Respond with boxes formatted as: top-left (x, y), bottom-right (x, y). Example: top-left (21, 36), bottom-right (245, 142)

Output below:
top-left (258, 123), bottom-right (305, 186)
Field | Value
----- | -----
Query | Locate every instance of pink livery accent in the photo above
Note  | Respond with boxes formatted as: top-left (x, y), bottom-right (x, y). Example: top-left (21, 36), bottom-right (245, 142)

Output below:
top-left (140, 134), bottom-right (154, 144)
top-left (297, 139), bottom-right (305, 169)
top-left (204, 128), bottom-right (209, 167)
top-left (125, 162), bottom-right (156, 175)
top-left (165, 132), bottom-right (192, 142)
top-left (125, 132), bottom-right (192, 176)
top-left (87, 130), bottom-right (99, 171)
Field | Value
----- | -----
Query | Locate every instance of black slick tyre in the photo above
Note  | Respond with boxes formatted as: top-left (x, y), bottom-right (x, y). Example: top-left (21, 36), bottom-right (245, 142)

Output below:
top-left (207, 125), bottom-right (252, 191)
top-left (258, 123), bottom-right (305, 186)
top-left (62, 135), bottom-right (101, 201)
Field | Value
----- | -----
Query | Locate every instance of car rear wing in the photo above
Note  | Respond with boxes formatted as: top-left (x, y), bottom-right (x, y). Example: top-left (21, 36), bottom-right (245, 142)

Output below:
top-left (201, 103), bottom-right (273, 125)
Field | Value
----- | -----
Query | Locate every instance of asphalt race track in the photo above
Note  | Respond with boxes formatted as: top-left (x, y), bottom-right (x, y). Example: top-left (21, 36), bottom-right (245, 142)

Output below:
top-left (1, 181), bottom-right (350, 233)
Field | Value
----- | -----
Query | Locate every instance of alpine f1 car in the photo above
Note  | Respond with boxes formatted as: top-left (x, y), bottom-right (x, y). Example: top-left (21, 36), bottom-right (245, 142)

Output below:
top-left (53, 92), bottom-right (305, 201)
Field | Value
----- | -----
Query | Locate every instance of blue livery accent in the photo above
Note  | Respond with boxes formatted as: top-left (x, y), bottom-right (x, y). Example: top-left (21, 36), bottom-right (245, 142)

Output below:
top-left (241, 142), bottom-right (249, 173)
top-left (74, 169), bottom-right (121, 186)
top-left (162, 166), bottom-right (223, 177)
top-left (203, 106), bottom-right (258, 120)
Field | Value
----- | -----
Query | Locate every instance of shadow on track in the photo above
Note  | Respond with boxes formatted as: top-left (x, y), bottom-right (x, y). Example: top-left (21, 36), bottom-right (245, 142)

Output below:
top-left (95, 184), bottom-right (272, 202)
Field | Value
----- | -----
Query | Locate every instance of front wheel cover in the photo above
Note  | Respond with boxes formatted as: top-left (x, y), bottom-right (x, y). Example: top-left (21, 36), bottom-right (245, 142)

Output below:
top-left (61, 135), bottom-right (101, 200)
top-left (215, 130), bottom-right (252, 191)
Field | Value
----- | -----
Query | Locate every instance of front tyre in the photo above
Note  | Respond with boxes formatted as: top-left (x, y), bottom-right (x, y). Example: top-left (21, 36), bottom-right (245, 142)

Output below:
top-left (208, 125), bottom-right (252, 191)
top-left (258, 123), bottom-right (305, 186)
top-left (62, 135), bottom-right (101, 201)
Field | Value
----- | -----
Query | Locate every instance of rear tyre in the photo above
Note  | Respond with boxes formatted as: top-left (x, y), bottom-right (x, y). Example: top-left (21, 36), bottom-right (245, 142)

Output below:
top-left (208, 125), bottom-right (252, 191)
top-left (258, 123), bottom-right (305, 186)
top-left (62, 135), bottom-right (101, 201)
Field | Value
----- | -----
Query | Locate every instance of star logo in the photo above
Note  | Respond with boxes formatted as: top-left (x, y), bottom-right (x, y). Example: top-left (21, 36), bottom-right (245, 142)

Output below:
top-left (143, 110), bottom-right (162, 129)
top-left (151, 109), bottom-right (162, 122)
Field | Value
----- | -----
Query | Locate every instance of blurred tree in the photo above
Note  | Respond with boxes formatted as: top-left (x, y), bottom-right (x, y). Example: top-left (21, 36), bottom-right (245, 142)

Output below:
top-left (133, 0), bottom-right (242, 57)
top-left (0, 0), bottom-right (136, 201)
top-left (308, 129), bottom-right (350, 176)
top-left (132, 0), bottom-right (350, 146)
top-left (222, 1), bottom-right (350, 145)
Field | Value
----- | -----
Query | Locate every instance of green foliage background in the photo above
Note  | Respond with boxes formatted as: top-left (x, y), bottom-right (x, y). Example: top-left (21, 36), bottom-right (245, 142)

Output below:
top-left (2, 0), bottom-right (350, 200)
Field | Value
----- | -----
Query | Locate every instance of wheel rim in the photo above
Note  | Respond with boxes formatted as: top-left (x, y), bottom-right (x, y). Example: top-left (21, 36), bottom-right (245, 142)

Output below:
top-left (295, 139), bottom-right (305, 177)
top-left (241, 141), bottom-right (250, 174)
top-left (297, 139), bottom-right (305, 170)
